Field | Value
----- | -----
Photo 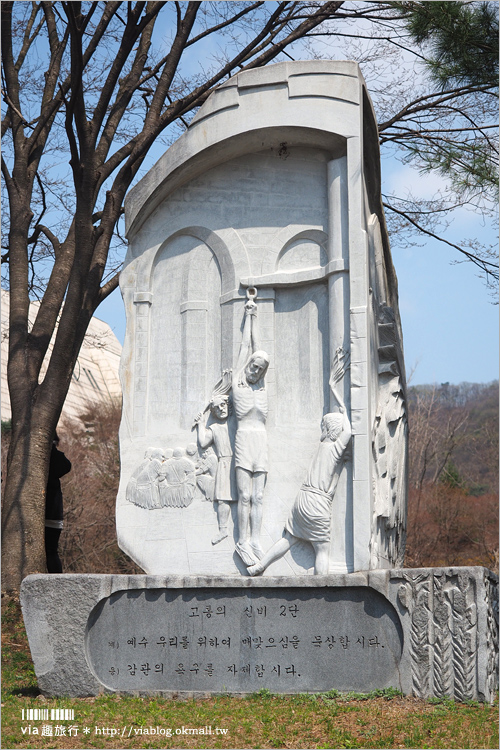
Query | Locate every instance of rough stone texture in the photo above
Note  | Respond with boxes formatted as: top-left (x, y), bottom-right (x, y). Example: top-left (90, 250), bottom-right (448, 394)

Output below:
top-left (21, 567), bottom-right (498, 700)
top-left (118, 60), bottom-right (407, 577)
top-left (88, 586), bottom-right (403, 694)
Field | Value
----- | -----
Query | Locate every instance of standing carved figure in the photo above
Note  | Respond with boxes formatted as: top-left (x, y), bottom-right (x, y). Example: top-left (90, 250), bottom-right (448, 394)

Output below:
top-left (193, 395), bottom-right (235, 544)
top-left (248, 347), bottom-right (351, 576)
top-left (248, 409), bottom-right (351, 575)
top-left (232, 289), bottom-right (270, 566)
top-left (158, 447), bottom-right (196, 507)
top-left (127, 448), bottom-right (164, 509)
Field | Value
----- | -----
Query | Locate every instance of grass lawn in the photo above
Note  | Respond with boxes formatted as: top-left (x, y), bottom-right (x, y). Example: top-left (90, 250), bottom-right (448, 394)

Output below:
top-left (2, 596), bottom-right (498, 750)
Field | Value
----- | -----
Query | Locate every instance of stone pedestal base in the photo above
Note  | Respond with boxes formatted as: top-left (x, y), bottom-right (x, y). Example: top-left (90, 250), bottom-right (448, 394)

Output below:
top-left (20, 567), bottom-right (498, 700)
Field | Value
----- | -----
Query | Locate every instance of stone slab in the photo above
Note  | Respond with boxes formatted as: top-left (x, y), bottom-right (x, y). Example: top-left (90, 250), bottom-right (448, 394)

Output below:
top-left (87, 587), bottom-right (402, 694)
top-left (20, 567), bottom-right (498, 701)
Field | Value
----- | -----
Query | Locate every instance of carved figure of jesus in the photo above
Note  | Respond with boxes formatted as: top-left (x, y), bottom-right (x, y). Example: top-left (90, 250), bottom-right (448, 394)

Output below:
top-left (248, 407), bottom-right (351, 576)
top-left (232, 294), bottom-right (270, 566)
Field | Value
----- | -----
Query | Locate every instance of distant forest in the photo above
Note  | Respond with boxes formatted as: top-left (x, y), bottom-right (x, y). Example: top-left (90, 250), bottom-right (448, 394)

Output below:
top-left (2, 382), bottom-right (497, 573)
top-left (408, 381), bottom-right (498, 495)
top-left (405, 380), bottom-right (498, 570)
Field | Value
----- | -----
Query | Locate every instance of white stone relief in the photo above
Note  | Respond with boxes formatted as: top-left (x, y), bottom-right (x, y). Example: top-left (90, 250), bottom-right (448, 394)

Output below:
top-left (232, 289), bottom-right (270, 567)
top-left (449, 571), bottom-right (477, 702)
top-left (117, 61), bottom-right (409, 576)
top-left (126, 444), bottom-right (198, 509)
top-left (193, 378), bottom-right (236, 545)
top-left (194, 449), bottom-right (218, 501)
top-left (396, 570), bottom-right (483, 701)
top-left (371, 304), bottom-right (408, 568)
top-left (248, 348), bottom-right (351, 576)
top-left (484, 569), bottom-right (499, 698)
top-left (397, 572), bottom-right (432, 698)
top-left (125, 448), bottom-right (164, 510)
top-left (432, 571), bottom-right (453, 698)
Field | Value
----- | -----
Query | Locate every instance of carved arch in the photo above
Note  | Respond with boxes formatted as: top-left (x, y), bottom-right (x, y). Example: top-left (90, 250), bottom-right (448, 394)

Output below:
top-left (260, 226), bottom-right (329, 276)
top-left (142, 226), bottom-right (250, 296)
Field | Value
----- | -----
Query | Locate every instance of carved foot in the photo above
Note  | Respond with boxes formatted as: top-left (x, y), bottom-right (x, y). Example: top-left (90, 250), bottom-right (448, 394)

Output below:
top-left (250, 542), bottom-right (264, 560)
top-left (247, 562), bottom-right (265, 576)
top-left (211, 529), bottom-right (228, 545)
top-left (235, 542), bottom-right (258, 566)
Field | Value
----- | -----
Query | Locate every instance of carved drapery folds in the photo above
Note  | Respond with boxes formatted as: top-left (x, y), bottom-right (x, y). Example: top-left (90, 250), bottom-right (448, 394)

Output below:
top-left (371, 304), bottom-right (408, 568)
top-left (126, 444), bottom-right (198, 509)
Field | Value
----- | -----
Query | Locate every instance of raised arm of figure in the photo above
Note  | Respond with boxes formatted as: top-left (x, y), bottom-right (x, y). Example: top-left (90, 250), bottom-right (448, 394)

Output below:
top-left (249, 301), bottom-right (261, 352)
top-left (329, 347), bottom-right (350, 411)
top-left (234, 302), bottom-right (255, 380)
top-left (337, 407), bottom-right (352, 454)
top-left (325, 408), bottom-right (352, 497)
top-left (330, 382), bottom-right (345, 412)
top-left (193, 412), bottom-right (214, 449)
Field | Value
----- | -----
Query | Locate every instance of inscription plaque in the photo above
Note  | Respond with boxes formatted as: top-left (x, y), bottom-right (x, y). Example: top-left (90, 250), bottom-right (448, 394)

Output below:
top-left (87, 587), bottom-right (403, 693)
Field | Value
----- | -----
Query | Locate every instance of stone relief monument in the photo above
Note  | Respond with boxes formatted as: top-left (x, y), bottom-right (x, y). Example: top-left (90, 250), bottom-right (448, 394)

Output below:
top-left (20, 61), bottom-right (498, 702)
top-left (115, 60), bottom-right (409, 577)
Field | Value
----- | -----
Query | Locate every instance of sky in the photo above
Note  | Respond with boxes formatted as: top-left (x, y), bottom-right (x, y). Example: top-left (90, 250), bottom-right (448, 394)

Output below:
top-left (382, 160), bottom-right (499, 385)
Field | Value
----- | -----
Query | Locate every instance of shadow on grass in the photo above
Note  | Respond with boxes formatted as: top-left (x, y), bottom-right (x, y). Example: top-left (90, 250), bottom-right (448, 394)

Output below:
top-left (8, 685), bottom-right (41, 698)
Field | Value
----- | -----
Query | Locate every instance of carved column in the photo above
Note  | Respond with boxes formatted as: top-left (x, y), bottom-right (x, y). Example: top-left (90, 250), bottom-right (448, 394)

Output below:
top-left (346, 135), bottom-right (372, 572)
top-left (133, 292), bottom-right (152, 436)
top-left (327, 155), bottom-right (353, 573)
top-left (180, 299), bottom-right (208, 430)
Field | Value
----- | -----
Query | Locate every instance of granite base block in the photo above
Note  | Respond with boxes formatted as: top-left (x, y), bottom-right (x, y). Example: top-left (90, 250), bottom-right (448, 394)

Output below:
top-left (20, 567), bottom-right (498, 700)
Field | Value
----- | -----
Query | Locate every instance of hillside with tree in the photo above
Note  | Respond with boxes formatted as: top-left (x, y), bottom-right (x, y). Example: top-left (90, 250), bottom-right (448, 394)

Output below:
top-left (405, 380), bottom-right (498, 570)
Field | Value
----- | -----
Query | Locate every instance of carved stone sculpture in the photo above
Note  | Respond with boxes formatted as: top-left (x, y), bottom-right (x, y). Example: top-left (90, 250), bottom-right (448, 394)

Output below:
top-left (232, 290), bottom-right (270, 565)
top-left (126, 448), bottom-right (164, 510)
top-left (22, 566), bottom-right (498, 700)
top-left (18, 60), bottom-right (497, 704)
top-left (484, 569), bottom-right (499, 697)
top-left (126, 444), bottom-right (198, 510)
top-left (248, 349), bottom-right (351, 575)
top-left (116, 60), bottom-right (409, 576)
top-left (371, 304), bottom-right (408, 568)
top-left (395, 569), bottom-right (486, 701)
top-left (158, 447), bottom-right (196, 508)
top-left (195, 449), bottom-right (218, 501)
top-left (193, 395), bottom-right (235, 544)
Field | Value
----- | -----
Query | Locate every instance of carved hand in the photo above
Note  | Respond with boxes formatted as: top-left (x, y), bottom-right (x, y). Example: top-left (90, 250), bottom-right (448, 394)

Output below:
top-left (245, 300), bottom-right (257, 316)
top-left (192, 412), bottom-right (203, 428)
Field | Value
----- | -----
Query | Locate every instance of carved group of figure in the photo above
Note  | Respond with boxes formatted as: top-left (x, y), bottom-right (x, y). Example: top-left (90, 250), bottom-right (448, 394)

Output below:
top-left (127, 291), bottom-right (352, 575)
top-left (126, 444), bottom-right (198, 510)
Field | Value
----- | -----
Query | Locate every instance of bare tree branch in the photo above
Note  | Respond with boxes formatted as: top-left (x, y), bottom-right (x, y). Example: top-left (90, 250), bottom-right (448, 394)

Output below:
top-left (383, 200), bottom-right (499, 280)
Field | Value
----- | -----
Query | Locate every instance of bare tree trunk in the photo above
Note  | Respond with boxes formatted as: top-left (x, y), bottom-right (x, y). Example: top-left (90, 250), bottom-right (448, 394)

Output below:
top-left (2, 420), bottom-right (52, 588)
top-left (1, 305), bottom-right (91, 591)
